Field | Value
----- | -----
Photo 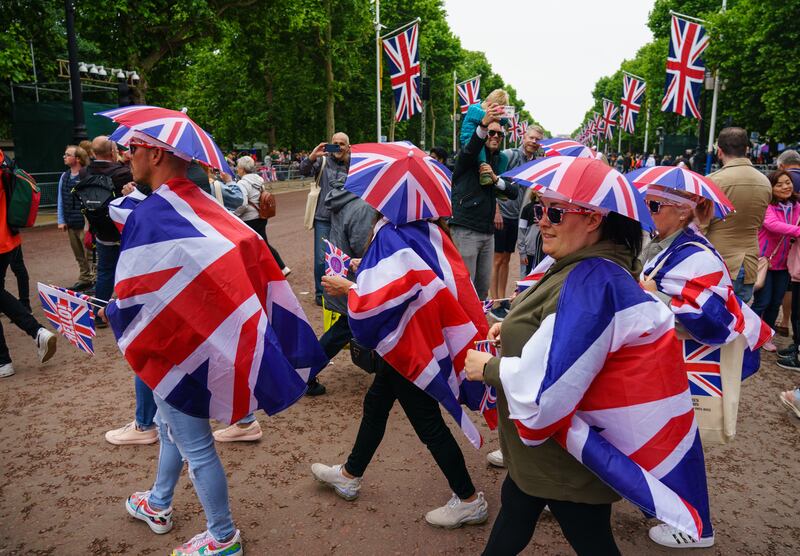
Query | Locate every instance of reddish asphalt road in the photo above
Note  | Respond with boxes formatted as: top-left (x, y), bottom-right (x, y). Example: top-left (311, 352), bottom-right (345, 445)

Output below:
top-left (0, 188), bottom-right (798, 555)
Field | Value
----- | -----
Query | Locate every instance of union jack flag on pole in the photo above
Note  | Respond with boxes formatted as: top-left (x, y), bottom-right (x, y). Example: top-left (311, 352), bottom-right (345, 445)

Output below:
top-left (456, 75), bottom-right (481, 115)
top-left (602, 98), bottom-right (618, 140)
top-left (661, 15), bottom-right (710, 119)
top-left (508, 114), bottom-right (520, 144)
top-left (518, 120), bottom-right (528, 145)
top-left (38, 283), bottom-right (96, 355)
top-left (382, 22), bottom-right (422, 122)
top-left (620, 74), bottom-right (646, 134)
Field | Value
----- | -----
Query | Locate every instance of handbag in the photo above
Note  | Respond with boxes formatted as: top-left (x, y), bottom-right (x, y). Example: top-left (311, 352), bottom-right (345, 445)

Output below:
top-left (304, 156), bottom-right (326, 231)
top-left (755, 234), bottom-right (793, 292)
top-left (349, 338), bottom-right (391, 375)
top-left (785, 208), bottom-right (800, 281)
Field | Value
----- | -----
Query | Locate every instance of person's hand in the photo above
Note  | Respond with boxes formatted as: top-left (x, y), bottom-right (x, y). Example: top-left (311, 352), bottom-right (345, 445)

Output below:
top-left (349, 258), bottom-right (362, 273)
top-left (640, 278), bottom-right (658, 293)
top-left (465, 349), bottom-right (494, 381)
top-left (58, 224), bottom-right (67, 232)
top-left (321, 275), bottom-right (354, 297)
top-left (121, 181), bottom-right (137, 195)
top-left (479, 163), bottom-right (497, 186)
top-left (487, 322), bottom-right (502, 344)
top-left (219, 172), bottom-right (232, 183)
top-left (309, 142), bottom-right (327, 162)
top-left (480, 103), bottom-right (504, 127)
top-left (493, 207), bottom-right (503, 230)
top-left (97, 307), bottom-right (108, 324)
top-left (520, 254), bottom-right (528, 266)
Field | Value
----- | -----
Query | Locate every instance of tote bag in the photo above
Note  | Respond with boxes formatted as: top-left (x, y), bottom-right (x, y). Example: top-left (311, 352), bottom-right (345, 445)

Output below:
top-left (304, 156), bottom-right (326, 231)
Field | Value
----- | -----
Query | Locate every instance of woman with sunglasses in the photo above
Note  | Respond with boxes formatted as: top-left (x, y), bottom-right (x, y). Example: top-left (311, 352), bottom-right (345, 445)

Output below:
top-left (462, 168), bottom-right (698, 555)
top-left (638, 185), bottom-right (770, 549)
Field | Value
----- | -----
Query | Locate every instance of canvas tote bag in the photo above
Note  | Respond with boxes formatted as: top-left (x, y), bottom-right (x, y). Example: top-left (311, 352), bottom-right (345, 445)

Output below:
top-left (304, 156), bottom-right (327, 231)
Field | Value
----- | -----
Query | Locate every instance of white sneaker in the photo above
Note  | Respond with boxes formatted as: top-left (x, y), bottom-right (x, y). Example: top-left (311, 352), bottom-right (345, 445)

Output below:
top-left (35, 328), bottom-right (57, 363)
top-left (0, 362), bottom-right (14, 378)
top-left (486, 449), bottom-right (505, 468)
top-left (649, 524), bottom-right (715, 548)
top-left (311, 463), bottom-right (362, 501)
top-left (425, 492), bottom-right (489, 529)
top-left (282, 267), bottom-right (292, 277)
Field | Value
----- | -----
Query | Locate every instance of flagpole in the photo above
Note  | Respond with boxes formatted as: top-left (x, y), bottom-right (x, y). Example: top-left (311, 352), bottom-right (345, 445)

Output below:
top-left (452, 70), bottom-right (457, 153)
top-left (705, 0), bottom-right (727, 174)
top-left (643, 102), bottom-right (651, 154)
top-left (420, 60), bottom-right (426, 150)
top-left (374, 0), bottom-right (381, 141)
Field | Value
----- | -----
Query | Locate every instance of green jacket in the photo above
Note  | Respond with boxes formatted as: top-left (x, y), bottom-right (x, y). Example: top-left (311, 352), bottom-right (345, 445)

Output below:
top-left (484, 240), bottom-right (641, 503)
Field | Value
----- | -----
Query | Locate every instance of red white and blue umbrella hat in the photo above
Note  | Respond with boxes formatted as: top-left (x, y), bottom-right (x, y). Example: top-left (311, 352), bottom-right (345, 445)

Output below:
top-left (501, 155), bottom-right (655, 232)
top-left (539, 138), bottom-right (594, 159)
top-left (96, 105), bottom-right (233, 176)
top-left (344, 141), bottom-right (452, 226)
top-left (625, 165), bottom-right (735, 220)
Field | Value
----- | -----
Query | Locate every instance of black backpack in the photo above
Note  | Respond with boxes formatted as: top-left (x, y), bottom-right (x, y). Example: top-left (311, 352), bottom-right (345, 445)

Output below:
top-left (72, 173), bottom-right (117, 238)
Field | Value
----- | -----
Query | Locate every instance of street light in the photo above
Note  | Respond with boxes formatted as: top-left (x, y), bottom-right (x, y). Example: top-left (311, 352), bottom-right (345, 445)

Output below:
top-left (704, 69), bottom-right (715, 91)
top-left (97, 65), bottom-right (107, 77)
top-left (130, 71), bottom-right (140, 84)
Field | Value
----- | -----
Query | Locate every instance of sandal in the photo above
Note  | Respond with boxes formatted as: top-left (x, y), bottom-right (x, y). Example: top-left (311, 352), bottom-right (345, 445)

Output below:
top-left (779, 389), bottom-right (800, 418)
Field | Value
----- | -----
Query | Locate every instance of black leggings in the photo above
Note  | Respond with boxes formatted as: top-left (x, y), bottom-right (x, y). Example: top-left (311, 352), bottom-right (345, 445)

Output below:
top-left (482, 475), bottom-right (620, 556)
top-left (244, 217), bottom-right (287, 269)
top-left (0, 245), bottom-right (30, 310)
top-left (344, 366), bottom-right (476, 501)
top-left (791, 282), bottom-right (800, 347)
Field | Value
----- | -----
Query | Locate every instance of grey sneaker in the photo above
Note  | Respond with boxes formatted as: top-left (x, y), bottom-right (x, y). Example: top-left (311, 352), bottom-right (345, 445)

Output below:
top-left (425, 492), bottom-right (488, 529)
top-left (311, 463), bottom-right (362, 501)
top-left (486, 449), bottom-right (505, 468)
top-left (35, 328), bottom-right (57, 364)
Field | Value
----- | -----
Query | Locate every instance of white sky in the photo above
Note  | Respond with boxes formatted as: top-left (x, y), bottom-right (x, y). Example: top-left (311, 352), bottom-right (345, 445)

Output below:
top-left (443, 0), bottom-right (654, 136)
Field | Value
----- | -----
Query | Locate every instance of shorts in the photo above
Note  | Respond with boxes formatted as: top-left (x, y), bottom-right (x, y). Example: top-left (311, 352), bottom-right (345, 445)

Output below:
top-left (494, 218), bottom-right (519, 253)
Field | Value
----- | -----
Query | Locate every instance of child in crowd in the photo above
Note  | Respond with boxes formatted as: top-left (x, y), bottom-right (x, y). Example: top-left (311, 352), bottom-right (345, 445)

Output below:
top-left (459, 89), bottom-right (510, 164)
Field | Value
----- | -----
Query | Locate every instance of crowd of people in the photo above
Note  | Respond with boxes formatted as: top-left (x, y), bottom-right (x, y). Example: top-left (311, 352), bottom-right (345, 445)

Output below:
top-left (0, 93), bottom-right (798, 555)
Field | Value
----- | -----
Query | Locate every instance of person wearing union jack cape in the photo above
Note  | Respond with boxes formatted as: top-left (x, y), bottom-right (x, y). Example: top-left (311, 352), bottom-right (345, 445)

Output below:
top-left (466, 157), bottom-right (713, 555)
top-left (98, 129), bottom-right (328, 556)
top-left (638, 182), bottom-right (772, 549)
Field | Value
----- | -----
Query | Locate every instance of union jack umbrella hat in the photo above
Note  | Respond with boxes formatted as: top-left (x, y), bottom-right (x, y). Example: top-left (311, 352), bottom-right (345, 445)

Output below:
top-left (625, 165), bottom-right (735, 219)
top-left (501, 156), bottom-right (655, 232)
top-left (539, 138), bottom-right (593, 159)
top-left (344, 141), bottom-right (452, 225)
top-left (96, 105), bottom-right (233, 175)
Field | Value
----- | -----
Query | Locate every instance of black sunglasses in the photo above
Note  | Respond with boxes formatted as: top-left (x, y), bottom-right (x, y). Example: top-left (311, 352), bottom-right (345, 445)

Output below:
top-left (647, 199), bottom-right (680, 214)
top-left (487, 130), bottom-right (505, 138)
top-left (533, 204), bottom-right (595, 225)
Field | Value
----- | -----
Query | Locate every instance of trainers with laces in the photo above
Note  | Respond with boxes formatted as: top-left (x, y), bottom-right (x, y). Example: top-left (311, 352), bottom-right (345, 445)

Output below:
top-left (490, 307), bottom-right (507, 321)
top-left (778, 344), bottom-right (796, 357)
top-left (125, 491), bottom-right (173, 534)
top-left (648, 524), bottom-right (714, 548)
top-left (214, 421), bottom-right (262, 442)
top-left (777, 355), bottom-right (800, 372)
top-left (0, 362), bottom-right (14, 378)
top-left (486, 449), bottom-right (505, 468)
top-left (105, 421), bottom-right (159, 445)
top-left (425, 492), bottom-right (489, 529)
top-left (311, 463), bottom-right (362, 501)
top-left (35, 328), bottom-right (57, 363)
top-left (306, 378), bottom-right (327, 396)
top-left (172, 529), bottom-right (242, 556)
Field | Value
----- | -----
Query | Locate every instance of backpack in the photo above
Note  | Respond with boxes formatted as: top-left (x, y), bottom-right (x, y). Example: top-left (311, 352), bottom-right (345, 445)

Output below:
top-left (1, 158), bottom-right (41, 231)
top-left (72, 173), bottom-right (118, 238)
top-left (250, 189), bottom-right (277, 219)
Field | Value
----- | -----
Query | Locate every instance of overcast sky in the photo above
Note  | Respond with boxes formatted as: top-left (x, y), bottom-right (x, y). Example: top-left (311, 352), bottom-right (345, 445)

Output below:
top-left (443, 0), bottom-right (655, 136)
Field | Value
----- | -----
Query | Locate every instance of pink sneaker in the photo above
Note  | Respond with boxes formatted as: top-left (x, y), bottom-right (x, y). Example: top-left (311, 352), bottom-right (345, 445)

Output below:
top-left (105, 421), bottom-right (158, 445)
top-left (125, 491), bottom-right (173, 534)
top-left (213, 421), bottom-right (262, 442)
top-left (763, 341), bottom-right (777, 352)
top-left (172, 529), bottom-right (242, 556)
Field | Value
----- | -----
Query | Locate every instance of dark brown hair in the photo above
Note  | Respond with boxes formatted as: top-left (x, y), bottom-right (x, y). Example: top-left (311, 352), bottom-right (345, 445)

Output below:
top-left (717, 127), bottom-right (749, 158)
top-left (768, 170), bottom-right (799, 205)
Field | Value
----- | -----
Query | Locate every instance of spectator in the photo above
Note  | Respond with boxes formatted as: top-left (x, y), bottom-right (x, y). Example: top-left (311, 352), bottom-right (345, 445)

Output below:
top-left (705, 127), bottom-right (772, 302)
top-left (459, 89), bottom-right (510, 163)
top-left (299, 132), bottom-right (351, 306)
top-left (450, 105), bottom-right (519, 300)
top-left (517, 190), bottom-right (544, 275)
top-left (57, 144), bottom-right (93, 291)
top-left (777, 149), bottom-right (800, 193)
top-left (79, 139), bottom-right (94, 160)
top-left (429, 146), bottom-right (448, 166)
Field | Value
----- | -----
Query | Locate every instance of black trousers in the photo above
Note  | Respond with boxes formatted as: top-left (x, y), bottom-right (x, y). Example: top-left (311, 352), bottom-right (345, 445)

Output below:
top-left (319, 314), bottom-right (352, 360)
top-left (0, 245), bottom-right (30, 311)
top-left (344, 366), bottom-right (476, 501)
top-left (0, 250), bottom-right (42, 365)
top-left (482, 475), bottom-right (620, 556)
top-left (791, 282), bottom-right (800, 348)
top-left (244, 217), bottom-right (287, 269)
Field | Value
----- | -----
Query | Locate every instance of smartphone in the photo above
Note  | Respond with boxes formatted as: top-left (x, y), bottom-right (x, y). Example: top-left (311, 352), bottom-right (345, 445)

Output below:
top-left (502, 105), bottom-right (516, 120)
top-left (324, 143), bottom-right (341, 153)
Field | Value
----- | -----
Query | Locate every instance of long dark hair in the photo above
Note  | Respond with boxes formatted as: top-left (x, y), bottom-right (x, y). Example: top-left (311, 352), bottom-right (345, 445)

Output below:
top-left (599, 211), bottom-right (643, 259)
top-left (769, 170), bottom-right (799, 205)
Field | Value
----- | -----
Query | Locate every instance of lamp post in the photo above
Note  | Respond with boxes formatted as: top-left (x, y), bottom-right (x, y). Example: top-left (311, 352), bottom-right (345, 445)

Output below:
top-left (65, 0), bottom-right (87, 142)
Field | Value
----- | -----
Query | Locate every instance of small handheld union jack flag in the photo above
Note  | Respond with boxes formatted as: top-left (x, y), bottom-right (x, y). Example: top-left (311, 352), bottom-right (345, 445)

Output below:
top-left (382, 23), bottom-right (422, 122)
top-left (324, 238), bottom-right (351, 278)
top-left (456, 75), bottom-right (481, 115)
top-left (38, 282), bottom-right (96, 355)
top-left (482, 299), bottom-right (494, 314)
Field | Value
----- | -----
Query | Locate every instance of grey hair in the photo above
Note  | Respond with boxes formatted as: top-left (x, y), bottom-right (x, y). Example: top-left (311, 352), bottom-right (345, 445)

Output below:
top-left (236, 155), bottom-right (256, 173)
top-left (777, 149), bottom-right (800, 167)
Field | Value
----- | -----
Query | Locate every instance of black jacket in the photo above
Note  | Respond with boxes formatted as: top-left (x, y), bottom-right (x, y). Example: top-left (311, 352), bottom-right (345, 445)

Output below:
top-left (449, 129), bottom-right (518, 234)
top-left (86, 159), bottom-right (133, 242)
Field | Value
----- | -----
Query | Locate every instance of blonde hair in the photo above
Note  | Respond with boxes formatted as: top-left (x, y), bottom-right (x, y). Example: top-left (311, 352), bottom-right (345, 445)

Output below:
top-left (482, 89), bottom-right (509, 108)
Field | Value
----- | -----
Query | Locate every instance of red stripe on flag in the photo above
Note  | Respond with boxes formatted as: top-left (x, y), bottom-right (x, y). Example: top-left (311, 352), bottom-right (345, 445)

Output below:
top-left (115, 267), bottom-right (181, 300)
top-left (628, 409), bottom-right (695, 472)
top-left (231, 311), bottom-right (260, 422)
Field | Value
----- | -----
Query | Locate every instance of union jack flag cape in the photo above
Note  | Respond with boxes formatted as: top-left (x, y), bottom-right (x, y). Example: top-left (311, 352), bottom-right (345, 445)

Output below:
top-left (105, 178), bottom-right (328, 424)
top-left (661, 15), bottom-right (709, 119)
top-left (620, 75), bottom-right (646, 134)
top-left (382, 23), bottom-right (422, 122)
top-left (38, 283), bottom-right (96, 354)
top-left (642, 227), bottom-right (773, 381)
top-left (456, 76), bottom-right (480, 115)
top-left (347, 219), bottom-right (493, 447)
top-left (500, 258), bottom-right (712, 539)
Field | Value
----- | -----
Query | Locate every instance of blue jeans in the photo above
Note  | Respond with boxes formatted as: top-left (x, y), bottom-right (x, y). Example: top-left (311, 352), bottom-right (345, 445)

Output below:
top-left (733, 265), bottom-right (754, 305)
top-left (313, 220), bottom-right (332, 299)
top-left (95, 242), bottom-right (120, 302)
top-left (134, 375), bottom-right (157, 429)
top-left (752, 269), bottom-right (790, 328)
top-left (149, 395), bottom-right (235, 541)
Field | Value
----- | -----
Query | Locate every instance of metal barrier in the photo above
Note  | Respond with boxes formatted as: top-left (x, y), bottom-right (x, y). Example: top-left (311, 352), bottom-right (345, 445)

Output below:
top-left (257, 163), bottom-right (308, 182)
top-left (30, 172), bottom-right (63, 208)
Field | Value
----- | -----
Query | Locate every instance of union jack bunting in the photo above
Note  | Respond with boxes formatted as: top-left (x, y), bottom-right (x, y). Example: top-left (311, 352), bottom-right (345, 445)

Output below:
top-left (348, 219), bottom-right (494, 447)
top-left (456, 75), bottom-right (481, 115)
top-left (105, 178), bottom-right (329, 424)
top-left (38, 283), bottom-right (96, 355)
top-left (620, 75), bottom-right (646, 134)
top-left (324, 238), bottom-right (351, 278)
top-left (602, 99), bottom-right (618, 140)
top-left (382, 23), bottom-right (422, 122)
top-left (661, 15), bottom-right (709, 119)
top-left (499, 257), bottom-right (712, 539)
